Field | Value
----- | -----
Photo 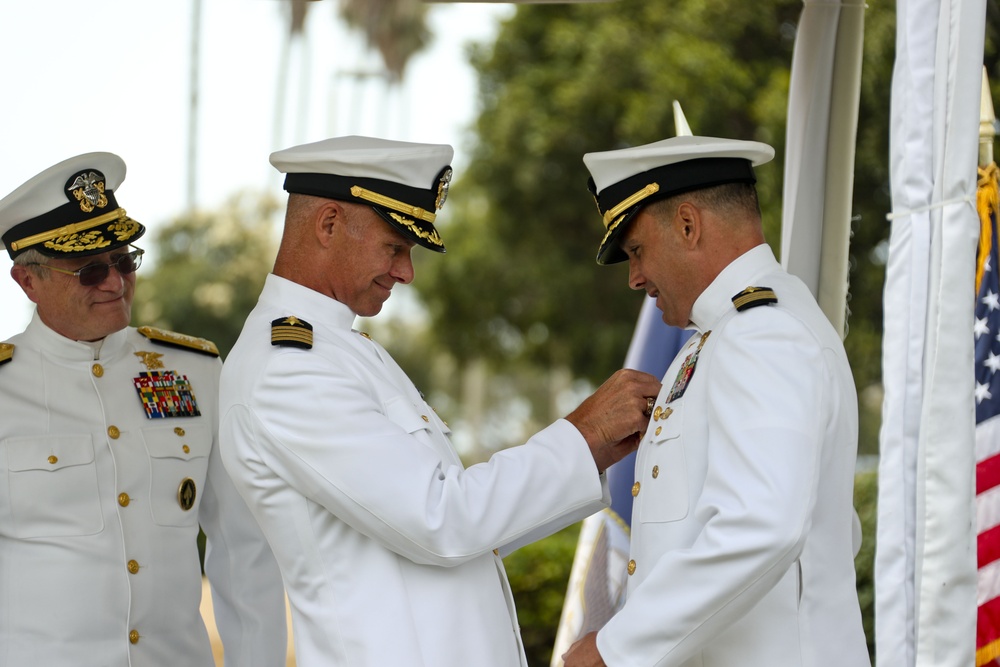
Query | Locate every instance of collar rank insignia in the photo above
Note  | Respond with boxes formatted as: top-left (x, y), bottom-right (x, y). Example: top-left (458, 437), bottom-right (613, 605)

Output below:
top-left (666, 331), bottom-right (711, 403)
top-left (138, 326), bottom-right (220, 357)
top-left (732, 286), bottom-right (778, 312)
top-left (271, 316), bottom-right (313, 349)
top-left (133, 370), bottom-right (201, 419)
top-left (0, 343), bottom-right (13, 367)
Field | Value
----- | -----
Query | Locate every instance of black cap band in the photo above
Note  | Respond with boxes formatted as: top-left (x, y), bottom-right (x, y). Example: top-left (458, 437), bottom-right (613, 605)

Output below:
top-left (593, 157), bottom-right (757, 265)
top-left (283, 172), bottom-right (439, 216)
top-left (592, 157), bottom-right (756, 221)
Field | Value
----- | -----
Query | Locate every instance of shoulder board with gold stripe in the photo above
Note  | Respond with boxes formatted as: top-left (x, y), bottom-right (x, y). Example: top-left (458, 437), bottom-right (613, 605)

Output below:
top-left (0, 343), bottom-right (13, 367)
top-left (732, 286), bottom-right (778, 312)
top-left (138, 326), bottom-right (220, 357)
top-left (271, 316), bottom-right (313, 349)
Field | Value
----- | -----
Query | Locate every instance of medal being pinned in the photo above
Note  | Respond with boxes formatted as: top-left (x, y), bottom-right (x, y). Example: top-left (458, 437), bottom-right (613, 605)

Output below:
top-left (666, 331), bottom-right (711, 403)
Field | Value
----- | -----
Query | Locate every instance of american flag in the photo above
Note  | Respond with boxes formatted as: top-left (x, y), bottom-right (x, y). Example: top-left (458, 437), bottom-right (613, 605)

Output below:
top-left (975, 162), bottom-right (1000, 667)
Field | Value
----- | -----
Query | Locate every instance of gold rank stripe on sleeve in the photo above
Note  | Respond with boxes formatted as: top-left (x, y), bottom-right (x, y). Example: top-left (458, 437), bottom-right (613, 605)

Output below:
top-left (731, 286), bottom-right (778, 312)
top-left (0, 343), bottom-right (13, 366)
top-left (271, 316), bottom-right (313, 349)
top-left (137, 326), bottom-right (220, 357)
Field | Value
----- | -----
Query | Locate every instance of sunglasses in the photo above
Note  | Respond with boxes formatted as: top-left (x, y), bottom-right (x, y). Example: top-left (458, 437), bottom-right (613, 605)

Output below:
top-left (29, 247), bottom-right (145, 287)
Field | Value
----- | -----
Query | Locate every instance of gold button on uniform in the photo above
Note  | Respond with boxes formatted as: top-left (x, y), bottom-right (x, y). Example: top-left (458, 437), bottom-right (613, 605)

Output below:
top-left (421, 415), bottom-right (430, 422)
top-left (174, 427), bottom-right (186, 436)
top-left (91, 363), bottom-right (104, 378)
top-left (631, 481), bottom-right (641, 497)
top-left (127, 560), bottom-right (140, 574)
top-left (627, 559), bottom-right (636, 575)
top-left (129, 629), bottom-right (140, 644)
top-left (118, 493), bottom-right (130, 507)
top-left (47, 455), bottom-right (58, 464)
top-left (653, 406), bottom-right (662, 420)
top-left (652, 465), bottom-right (660, 478)
top-left (107, 425), bottom-right (120, 439)
top-left (182, 445), bottom-right (190, 454)
top-left (661, 407), bottom-right (673, 420)
top-left (655, 426), bottom-right (662, 436)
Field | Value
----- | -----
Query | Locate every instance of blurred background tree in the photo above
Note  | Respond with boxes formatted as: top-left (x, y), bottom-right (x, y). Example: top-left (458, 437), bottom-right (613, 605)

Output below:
top-left (132, 191), bottom-right (280, 357)
top-left (412, 0), bottom-right (904, 457)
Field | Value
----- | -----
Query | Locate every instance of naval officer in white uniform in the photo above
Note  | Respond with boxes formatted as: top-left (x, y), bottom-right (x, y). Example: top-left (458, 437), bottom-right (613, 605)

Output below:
top-left (0, 153), bottom-right (287, 666)
top-left (218, 136), bottom-right (662, 667)
top-left (562, 136), bottom-right (870, 667)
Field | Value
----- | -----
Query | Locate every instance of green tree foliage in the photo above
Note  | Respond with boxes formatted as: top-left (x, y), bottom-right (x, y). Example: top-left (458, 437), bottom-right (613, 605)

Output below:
top-left (416, 0), bottom-right (802, 383)
top-left (132, 192), bottom-right (280, 358)
top-left (338, 0), bottom-right (431, 81)
top-left (412, 0), bottom-right (999, 456)
top-left (281, 0), bottom-right (430, 80)
top-left (853, 469), bottom-right (877, 661)
top-left (504, 522), bottom-right (581, 667)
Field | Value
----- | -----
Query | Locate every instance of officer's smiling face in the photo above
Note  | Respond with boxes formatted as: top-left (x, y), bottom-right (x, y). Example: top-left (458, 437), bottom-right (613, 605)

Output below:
top-left (328, 206), bottom-right (416, 317)
top-left (12, 248), bottom-right (136, 342)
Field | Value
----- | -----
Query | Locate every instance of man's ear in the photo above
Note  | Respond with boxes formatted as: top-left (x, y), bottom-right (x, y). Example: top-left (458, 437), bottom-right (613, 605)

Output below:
top-left (10, 264), bottom-right (41, 305)
top-left (675, 201), bottom-right (702, 249)
top-left (314, 199), bottom-right (347, 248)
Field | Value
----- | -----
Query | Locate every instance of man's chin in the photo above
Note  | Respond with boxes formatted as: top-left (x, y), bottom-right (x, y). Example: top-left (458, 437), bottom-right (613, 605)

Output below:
top-left (359, 304), bottom-right (385, 318)
top-left (91, 306), bottom-right (132, 336)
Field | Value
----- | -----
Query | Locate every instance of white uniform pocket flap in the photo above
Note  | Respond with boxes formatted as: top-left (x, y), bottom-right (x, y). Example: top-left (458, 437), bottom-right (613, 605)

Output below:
top-left (383, 395), bottom-right (434, 435)
top-left (7, 434), bottom-right (95, 472)
top-left (649, 404), bottom-right (683, 445)
top-left (143, 423), bottom-right (210, 460)
top-left (639, 407), bottom-right (689, 524)
top-left (4, 435), bottom-right (103, 538)
top-left (142, 423), bottom-right (211, 526)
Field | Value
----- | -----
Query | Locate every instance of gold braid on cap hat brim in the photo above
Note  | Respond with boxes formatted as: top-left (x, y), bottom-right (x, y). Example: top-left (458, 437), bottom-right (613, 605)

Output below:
top-left (350, 185), bottom-right (437, 223)
top-left (10, 208), bottom-right (136, 252)
top-left (602, 183), bottom-right (660, 229)
top-left (600, 214), bottom-right (627, 249)
top-left (388, 212), bottom-right (444, 247)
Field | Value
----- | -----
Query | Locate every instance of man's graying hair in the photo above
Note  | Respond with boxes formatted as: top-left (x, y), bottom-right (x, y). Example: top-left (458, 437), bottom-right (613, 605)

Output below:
top-left (13, 248), bottom-right (50, 277)
top-left (647, 182), bottom-right (761, 222)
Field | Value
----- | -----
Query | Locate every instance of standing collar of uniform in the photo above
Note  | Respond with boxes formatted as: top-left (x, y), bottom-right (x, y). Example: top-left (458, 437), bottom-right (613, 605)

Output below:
top-left (688, 243), bottom-right (779, 331)
top-left (22, 310), bottom-right (129, 362)
top-left (260, 273), bottom-right (358, 331)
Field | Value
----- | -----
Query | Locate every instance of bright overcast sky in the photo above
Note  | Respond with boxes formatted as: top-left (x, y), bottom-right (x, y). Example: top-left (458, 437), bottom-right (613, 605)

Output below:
top-left (0, 0), bottom-right (512, 340)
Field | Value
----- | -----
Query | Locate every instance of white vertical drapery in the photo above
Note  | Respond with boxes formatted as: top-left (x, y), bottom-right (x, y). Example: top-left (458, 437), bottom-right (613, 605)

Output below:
top-left (779, 0), bottom-right (866, 334)
top-left (874, 0), bottom-right (985, 664)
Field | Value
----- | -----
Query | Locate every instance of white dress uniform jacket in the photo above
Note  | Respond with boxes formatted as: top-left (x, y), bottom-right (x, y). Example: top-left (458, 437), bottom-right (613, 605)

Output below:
top-left (596, 245), bottom-right (870, 667)
top-left (0, 313), bottom-right (286, 667)
top-left (219, 274), bottom-right (610, 667)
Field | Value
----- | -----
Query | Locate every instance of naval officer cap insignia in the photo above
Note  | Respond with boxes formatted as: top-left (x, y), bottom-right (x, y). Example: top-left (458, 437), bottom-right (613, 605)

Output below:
top-left (271, 316), bottom-right (313, 349)
top-left (732, 286), bottom-right (778, 311)
top-left (0, 152), bottom-right (145, 260)
top-left (583, 136), bottom-right (774, 265)
top-left (269, 135), bottom-right (454, 253)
